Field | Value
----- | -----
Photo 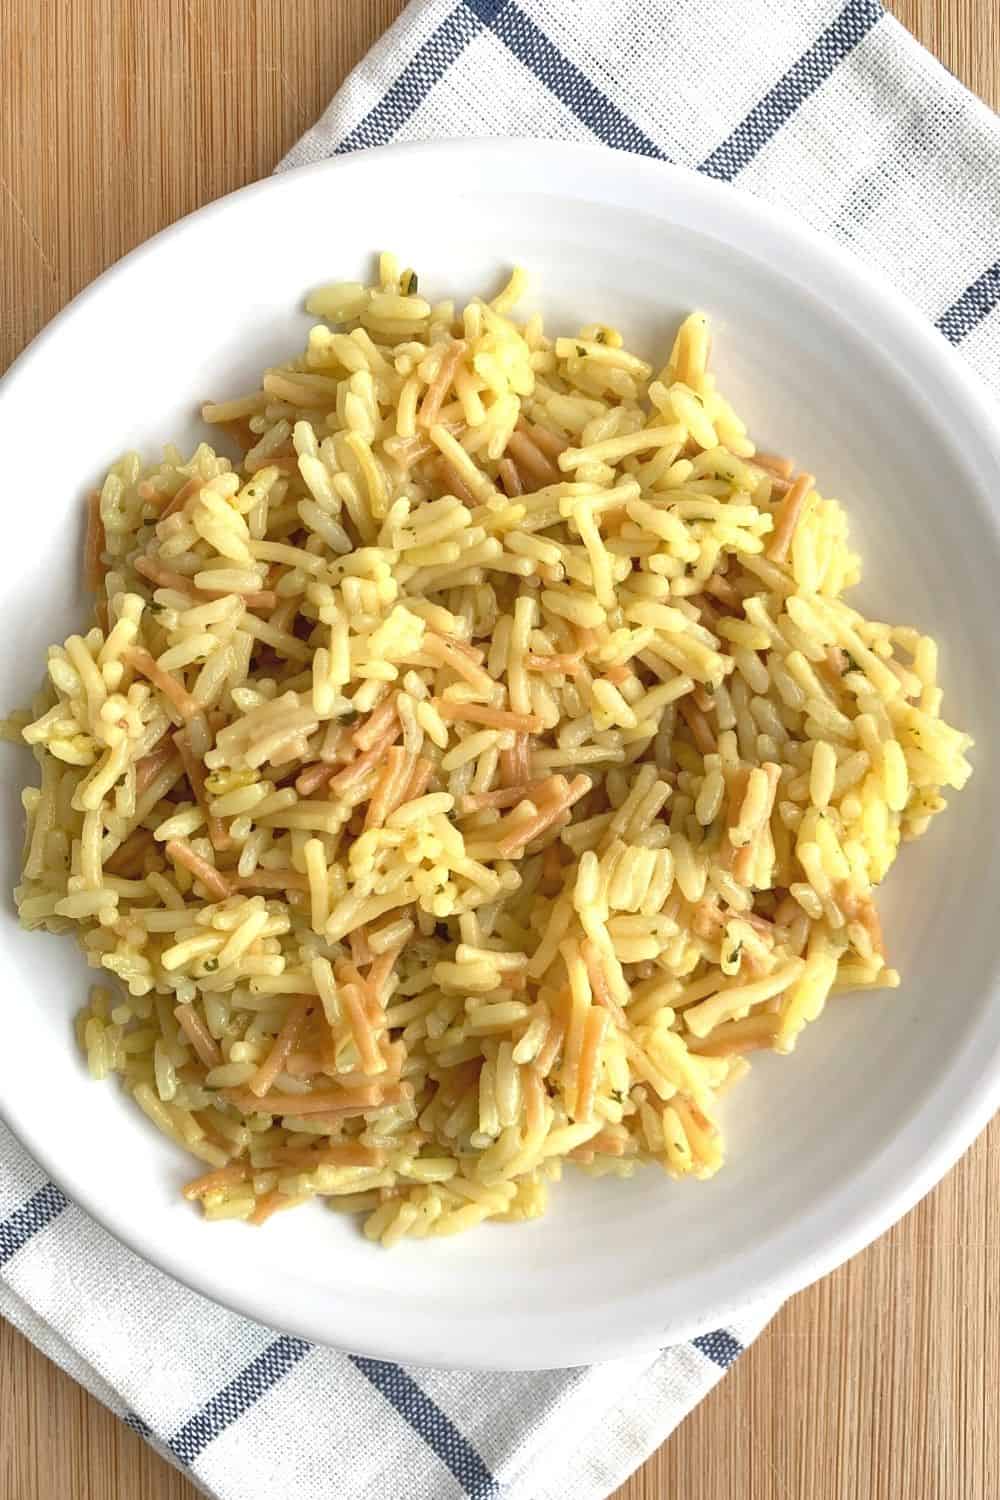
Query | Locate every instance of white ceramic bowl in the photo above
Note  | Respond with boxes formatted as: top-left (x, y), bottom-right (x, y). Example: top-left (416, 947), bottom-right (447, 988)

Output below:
top-left (1, 141), bottom-right (998, 1371)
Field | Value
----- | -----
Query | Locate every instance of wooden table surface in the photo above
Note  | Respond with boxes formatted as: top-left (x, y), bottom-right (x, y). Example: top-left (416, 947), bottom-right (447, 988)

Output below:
top-left (1, 3), bottom-right (997, 1496)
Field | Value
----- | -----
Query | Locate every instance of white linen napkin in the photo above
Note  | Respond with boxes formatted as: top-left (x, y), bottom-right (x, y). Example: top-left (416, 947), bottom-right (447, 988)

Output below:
top-left (2, 3), bottom-right (998, 1497)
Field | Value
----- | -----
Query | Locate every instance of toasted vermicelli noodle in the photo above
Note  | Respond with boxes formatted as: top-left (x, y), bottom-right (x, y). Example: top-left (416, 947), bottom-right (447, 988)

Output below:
top-left (5, 254), bottom-right (973, 1242)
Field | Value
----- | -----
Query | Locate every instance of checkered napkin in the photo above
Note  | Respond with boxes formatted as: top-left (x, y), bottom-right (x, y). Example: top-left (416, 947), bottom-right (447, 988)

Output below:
top-left (3, 2), bottom-right (999, 1497)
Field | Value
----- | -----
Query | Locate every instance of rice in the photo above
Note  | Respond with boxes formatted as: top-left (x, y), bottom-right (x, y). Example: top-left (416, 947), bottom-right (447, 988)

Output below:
top-left (6, 256), bottom-right (973, 1244)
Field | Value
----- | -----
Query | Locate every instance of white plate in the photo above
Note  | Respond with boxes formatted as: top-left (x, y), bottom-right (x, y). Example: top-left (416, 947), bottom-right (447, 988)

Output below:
top-left (2, 140), bottom-right (999, 1371)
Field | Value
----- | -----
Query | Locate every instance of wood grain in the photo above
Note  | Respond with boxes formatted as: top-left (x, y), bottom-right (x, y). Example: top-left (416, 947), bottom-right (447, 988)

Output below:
top-left (0, 3), bottom-right (996, 1497)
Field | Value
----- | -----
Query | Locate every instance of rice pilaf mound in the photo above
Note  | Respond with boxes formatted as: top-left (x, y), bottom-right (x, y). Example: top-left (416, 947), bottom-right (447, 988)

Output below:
top-left (6, 254), bottom-right (973, 1243)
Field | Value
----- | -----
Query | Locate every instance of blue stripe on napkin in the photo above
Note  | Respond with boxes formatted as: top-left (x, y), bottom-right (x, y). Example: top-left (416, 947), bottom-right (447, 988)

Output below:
top-left (691, 1328), bottom-right (744, 1369)
top-left (335, 6), bottom-right (481, 154)
top-left (120, 1308), bottom-right (504, 1495)
top-left (466, 0), bottom-right (668, 158)
top-left (936, 260), bottom-right (1000, 344)
top-left (0, 1182), bottom-right (68, 1268)
top-left (699, 0), bottom-right (884, 180)
top-left (168, 1335), bottom-right (313, 1466)
top-left (351, 1356), bottom-right (502, 1499)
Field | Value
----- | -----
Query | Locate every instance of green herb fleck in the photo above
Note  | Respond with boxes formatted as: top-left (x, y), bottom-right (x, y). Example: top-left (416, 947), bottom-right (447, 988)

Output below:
top-left (842, 653), bottom-right (860, 674)
top-left (576, 344), bottom-right (587, 358)
top-left (594, 329), bottom-right (606, 344)
top-left (338, 707), bottom-right (359, 725)
top-left (610, 1088), bottom-right (626, 1104)
top-left (203, 958), bottom-right (220, 973)
top-left (725, 940), bottom-right (743, 968)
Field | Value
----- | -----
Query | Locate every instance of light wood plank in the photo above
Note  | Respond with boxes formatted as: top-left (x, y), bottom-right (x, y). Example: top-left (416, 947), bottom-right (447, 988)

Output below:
top-left (0, 2), bottom-right (996, 1496)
